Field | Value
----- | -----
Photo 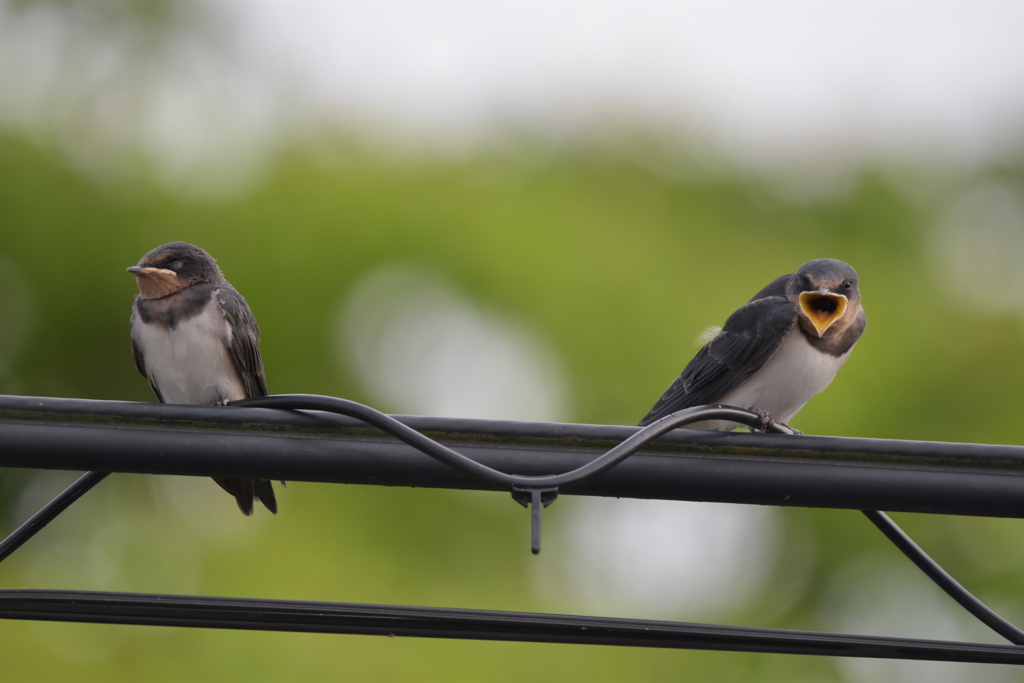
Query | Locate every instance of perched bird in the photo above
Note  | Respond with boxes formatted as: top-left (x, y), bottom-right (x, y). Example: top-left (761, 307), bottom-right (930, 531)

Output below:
top-left (128, 241), bottom-right (277, 515)
top-left (639, 258), bottom-right (866, 432)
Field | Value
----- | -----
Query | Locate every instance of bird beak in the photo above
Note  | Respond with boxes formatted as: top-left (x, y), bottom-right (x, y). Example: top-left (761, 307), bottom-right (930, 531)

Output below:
top-left (127, 266), bottom-right (176, 277)
top-left (128, 266), bottom-right (182, 299)
top-left (799, 290), bottom-right (848, 337)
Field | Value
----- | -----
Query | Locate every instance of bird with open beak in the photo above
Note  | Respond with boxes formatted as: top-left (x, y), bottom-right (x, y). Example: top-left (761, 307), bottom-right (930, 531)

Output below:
top-left (128, 241), bottom-right (277, 515)
top-left (639, 258), bottom-right (866, 432)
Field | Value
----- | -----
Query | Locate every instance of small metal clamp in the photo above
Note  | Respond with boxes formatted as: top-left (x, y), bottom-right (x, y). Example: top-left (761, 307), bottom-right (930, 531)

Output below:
top-left (510, 487), bottom-right (559, 555)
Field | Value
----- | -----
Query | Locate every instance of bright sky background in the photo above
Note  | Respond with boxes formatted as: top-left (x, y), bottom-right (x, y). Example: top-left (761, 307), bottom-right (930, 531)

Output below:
top-left (2, 0), bottom-right (1023, 184)
top-left (220, 0), bottom-right (1024, 167)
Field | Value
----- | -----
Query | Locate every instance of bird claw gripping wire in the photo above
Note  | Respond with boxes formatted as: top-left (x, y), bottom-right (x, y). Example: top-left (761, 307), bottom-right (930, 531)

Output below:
top-left (511, 487), bottom-right (559, 555)
top-left (749, 407), bottom-right (775, 433)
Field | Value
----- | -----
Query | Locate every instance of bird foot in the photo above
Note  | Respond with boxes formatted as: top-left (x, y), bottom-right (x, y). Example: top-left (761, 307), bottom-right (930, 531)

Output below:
top-left (748, 407), bottom-right (775, 433)
top-left (747, 408), bottom-right (804, 435)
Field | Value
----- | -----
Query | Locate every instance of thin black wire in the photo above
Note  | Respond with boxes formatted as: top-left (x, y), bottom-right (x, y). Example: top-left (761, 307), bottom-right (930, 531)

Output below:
top-left (232, 395), bottom-right (791, 556)
top-left (0, 471), bottom-right (109, 564)
top-left (863, 510), bottom-right (1024, 645)
top-left (231, 394), bottom-right (792, 490)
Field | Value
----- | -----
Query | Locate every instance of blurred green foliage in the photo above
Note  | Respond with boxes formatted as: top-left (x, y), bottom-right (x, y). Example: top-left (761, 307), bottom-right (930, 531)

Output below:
top-left (3, 130), bottom-right (1024, 682)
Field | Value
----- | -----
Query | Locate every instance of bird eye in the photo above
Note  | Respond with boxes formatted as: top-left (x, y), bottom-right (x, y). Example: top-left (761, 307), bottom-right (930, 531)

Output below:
top-left (843, 280), bottom-right (854, 290)
top-left (170, 260), bottom-right (184, 271)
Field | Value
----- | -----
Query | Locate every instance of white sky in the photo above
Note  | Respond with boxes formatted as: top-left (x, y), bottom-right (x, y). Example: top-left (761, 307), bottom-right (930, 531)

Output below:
top-left (222, 0), bottom-right (1024, 165)
top-left (2, 0), bottom-right (1024, 185)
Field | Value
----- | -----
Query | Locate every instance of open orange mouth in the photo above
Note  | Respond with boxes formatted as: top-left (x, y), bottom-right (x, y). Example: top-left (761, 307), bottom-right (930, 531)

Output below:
top-left (799, 291), bottom-right (848, 337)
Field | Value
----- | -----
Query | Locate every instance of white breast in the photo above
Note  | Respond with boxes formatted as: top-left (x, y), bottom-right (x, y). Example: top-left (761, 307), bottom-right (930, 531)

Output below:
top-left (698, 330), bottom-right (854, 431)
top-left (132, 300), bottom-right (246, 405)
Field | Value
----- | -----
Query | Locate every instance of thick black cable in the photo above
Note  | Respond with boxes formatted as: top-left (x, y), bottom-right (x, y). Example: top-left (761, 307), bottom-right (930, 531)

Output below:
top-left (863, 510), bottom-right (1024, 645)
top-left (2, 589), bottom-right (1024, 663)
top-left (0, 471), bottom-right (109, 564)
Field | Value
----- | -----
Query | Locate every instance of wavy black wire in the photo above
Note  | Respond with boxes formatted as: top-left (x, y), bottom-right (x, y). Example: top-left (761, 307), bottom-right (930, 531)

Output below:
top-left (232, 395), bottom-right (794, 488)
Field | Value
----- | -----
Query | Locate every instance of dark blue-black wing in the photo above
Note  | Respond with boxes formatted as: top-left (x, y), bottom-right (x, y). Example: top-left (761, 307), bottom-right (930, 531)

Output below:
top-left (214, 284), bottom-right (276, 515)
top-left (638, 295), bottom-right (798, 426)
top-left (217, 285), bottom-right (268, 399)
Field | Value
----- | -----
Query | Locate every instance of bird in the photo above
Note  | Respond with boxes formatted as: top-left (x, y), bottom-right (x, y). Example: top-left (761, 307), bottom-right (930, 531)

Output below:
top-left (639, 258), bottom-right (867, 432)
top-left (128, 241), bottom-right (277, 515)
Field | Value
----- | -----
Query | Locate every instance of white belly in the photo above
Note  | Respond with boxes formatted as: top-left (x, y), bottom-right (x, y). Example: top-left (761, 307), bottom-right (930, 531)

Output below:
top-left (133, 301), bottom-right (246, 405)
top-left (696, 330), bottom-right (853, 431)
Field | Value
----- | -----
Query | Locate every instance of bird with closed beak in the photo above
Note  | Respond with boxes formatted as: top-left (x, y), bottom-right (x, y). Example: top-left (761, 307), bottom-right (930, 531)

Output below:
top-left (128, 241), bottom-right (277, 515)
top-left (639, 258), bottom-right (867, 432)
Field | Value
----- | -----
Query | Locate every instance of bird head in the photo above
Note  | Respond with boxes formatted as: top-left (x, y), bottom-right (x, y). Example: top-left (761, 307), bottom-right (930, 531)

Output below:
top-left (788, 259), bottom-right (861, 338)
top-left (127, 242), bottom-right (222, 299)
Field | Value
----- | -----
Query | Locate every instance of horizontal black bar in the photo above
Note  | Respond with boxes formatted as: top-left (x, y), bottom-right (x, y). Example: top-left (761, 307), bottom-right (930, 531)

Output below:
top-left (1, 589), bottom-right (1022, 664)
top-left (3, 394), bottom-right (1024, 517)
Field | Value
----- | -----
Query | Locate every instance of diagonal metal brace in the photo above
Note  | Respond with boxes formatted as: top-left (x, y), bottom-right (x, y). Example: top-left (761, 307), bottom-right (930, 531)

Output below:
top-left (511, 487), bottom-right (559, 555)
